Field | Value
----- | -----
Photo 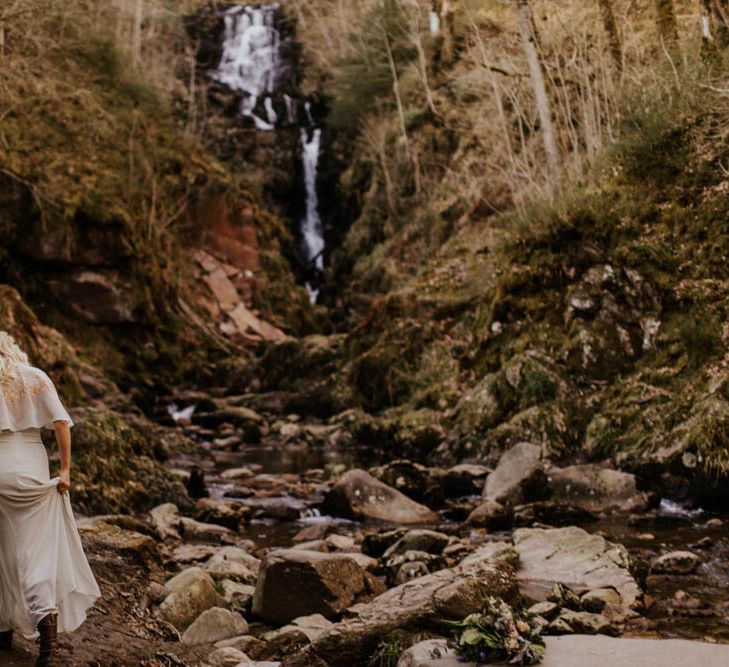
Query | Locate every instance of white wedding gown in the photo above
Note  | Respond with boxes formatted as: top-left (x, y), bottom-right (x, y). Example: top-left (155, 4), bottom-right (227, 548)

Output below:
top-left (0, 364), bottom-right (100, 638)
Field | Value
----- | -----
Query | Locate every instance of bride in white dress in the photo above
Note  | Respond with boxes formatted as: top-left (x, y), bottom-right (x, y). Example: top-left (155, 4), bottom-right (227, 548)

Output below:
top-left (0, 332), bottom-right (100, 665)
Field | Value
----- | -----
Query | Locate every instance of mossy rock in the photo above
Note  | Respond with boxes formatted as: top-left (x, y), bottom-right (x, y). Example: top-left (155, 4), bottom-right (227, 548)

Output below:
top-left (54, 408), bottom-right (191, 515)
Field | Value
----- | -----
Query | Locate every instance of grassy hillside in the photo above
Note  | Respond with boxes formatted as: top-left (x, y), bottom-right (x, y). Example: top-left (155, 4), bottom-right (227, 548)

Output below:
top-left (265, 0), bottom-right (729, 499)
top-left (0, 0), bottom-right (312, 392)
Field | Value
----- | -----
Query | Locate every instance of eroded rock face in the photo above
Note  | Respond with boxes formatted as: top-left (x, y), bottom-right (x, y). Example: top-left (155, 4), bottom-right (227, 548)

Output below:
top-left (157, 567), bottom-right (225, 631)
top-left (50, 270), bottom-right (140, 324)
top-left (547, 464), bottom-right (650, 514)
top-left (322, 470), bottom-right (438, 524)
top-left (483, 442), bottom-right (546, 505)
top-left (252, 549), bottom-right (371, 625)
top-left (513, 527), bottom-right (641, 608)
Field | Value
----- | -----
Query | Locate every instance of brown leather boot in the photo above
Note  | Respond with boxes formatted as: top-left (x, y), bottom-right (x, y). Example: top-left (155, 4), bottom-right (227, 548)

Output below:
top-left (0, 629), bottom-right (12, 651)
top-left (36, 612), bottom-right (61, 666)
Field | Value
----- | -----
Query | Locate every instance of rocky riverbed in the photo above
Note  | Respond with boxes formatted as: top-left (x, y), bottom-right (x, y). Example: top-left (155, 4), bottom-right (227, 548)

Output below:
top-left (6, 392), bottom-right (729, 666)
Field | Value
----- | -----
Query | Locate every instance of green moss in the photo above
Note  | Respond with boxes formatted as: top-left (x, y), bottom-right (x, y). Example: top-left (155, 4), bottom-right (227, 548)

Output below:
top-left (52, 409), bottom-right (191, 515)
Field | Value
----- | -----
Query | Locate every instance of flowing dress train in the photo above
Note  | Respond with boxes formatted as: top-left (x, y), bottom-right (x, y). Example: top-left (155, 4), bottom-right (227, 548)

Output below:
top-left (0, 366), bottom-right (100, 638)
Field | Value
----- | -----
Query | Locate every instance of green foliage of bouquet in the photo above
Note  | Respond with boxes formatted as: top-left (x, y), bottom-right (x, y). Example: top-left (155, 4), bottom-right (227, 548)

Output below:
top-left (447, 597), bottom-right (545, 665)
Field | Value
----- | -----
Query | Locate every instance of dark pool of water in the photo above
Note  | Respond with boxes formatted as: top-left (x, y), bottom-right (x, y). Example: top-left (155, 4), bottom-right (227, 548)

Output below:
top-left (590, 508), bottom-right (729, 642)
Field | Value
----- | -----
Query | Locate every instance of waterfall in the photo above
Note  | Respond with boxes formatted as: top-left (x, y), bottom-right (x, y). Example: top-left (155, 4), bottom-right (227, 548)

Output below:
top-left (429, 10), bottom-right (440, 34)
top-left (213, 4), bottom-right (285, 131)
top-left (300, 120), bottom-right (324, 303)
top-left (212, 3), bottom-right (326, 303)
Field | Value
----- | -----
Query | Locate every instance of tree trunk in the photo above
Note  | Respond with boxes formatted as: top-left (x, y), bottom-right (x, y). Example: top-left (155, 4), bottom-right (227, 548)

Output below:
top-left (597, 0), bottom-right (622, 73)
top-left (515, 0), bottom-right (559, 180)
top-left (653, 0), bottom-right (679, 48)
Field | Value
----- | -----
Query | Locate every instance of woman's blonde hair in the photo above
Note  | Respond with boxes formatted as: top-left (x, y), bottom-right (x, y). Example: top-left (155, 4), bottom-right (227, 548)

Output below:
top-left (0, 331), bottom-right (29, 382)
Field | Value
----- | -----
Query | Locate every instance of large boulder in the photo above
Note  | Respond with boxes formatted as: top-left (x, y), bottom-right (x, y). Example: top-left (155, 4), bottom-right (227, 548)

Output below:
top-left (547, 464), bottom-right (650, 514)
top-left (397, 636), bottom-right (729, 667)
top-left (483, 442), bottom-right (546, 505)
top-left (513, 527), bottom-right (641, 608)
top-left (252, 549), bottom-right (372, 625)
top-left (289, 545), bottom-right (518, 665)
top-left (180, 607), bottom-right (248, 646)
top-left (77, 518), bottom-right (160, 571)
top-left (322, 470), bottom-right (438, 524)
top-left (157, 567), bottom-right (225, 631)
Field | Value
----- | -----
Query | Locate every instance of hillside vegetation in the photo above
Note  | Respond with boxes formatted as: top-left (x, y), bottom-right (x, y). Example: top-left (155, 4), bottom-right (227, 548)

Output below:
top-left (262, 0), bottom-right (729, 499)
top-left (0, 0), bottom-right (312, 393)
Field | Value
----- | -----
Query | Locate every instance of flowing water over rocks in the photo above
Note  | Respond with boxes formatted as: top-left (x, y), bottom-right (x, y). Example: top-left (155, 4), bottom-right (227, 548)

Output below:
top-left (210, 2), bottom-right (326, 301)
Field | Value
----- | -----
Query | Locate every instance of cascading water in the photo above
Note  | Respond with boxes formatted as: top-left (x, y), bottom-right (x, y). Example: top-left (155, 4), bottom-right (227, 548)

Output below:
top-left (212, 3), bottom-right (326, 302)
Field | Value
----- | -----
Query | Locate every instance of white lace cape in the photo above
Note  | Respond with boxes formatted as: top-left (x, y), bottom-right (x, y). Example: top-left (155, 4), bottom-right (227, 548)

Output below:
top-left (0, 364), bottom-right (74, 432)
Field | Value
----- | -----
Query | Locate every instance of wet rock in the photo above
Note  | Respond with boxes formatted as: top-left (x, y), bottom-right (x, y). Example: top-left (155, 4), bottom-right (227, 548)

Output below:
top-left (392, 559), bottom-right (431, 585)
top-left (371, 459), bottom-right (444, 506)
top-left (326, 534), bottom-right (356, 551)
top-left (252, 549), bottom-right (371, 625)
top-left (291, 545), bottom-right (518, 664)
top-left (291, 613), bottom-right (335, 640)
top-left (196, 406), bottom-right (264, 443)
top-left (581, 588), bottom-right (622, 613)
top-left (149, 503), bottom-right (182, 542)
top-left (293, 523), bottom-right (330, 543)
top-left (343, 552), bottom-right (379, 572)
top-left (396, 639), bottom-right (465, 667)
top-left (171, 544), bottom-right (219, 565)
top-left (180, 517), bottom-right (238, 543)
top-left (689, 536), bottom-right (713, 550)
top-left (528, 600), bottom-right (560, 621)
top-left (548, 582), bottom-right (582, 610)
top-left (208, 646), bottom-right (252, 666)
top-left (322, 470), bottom-right (438, 524)
top-left (512, 501), bottom-right (595, 526)
top-left (362, 528), bottom-right (408, 557)
top-left (158, 567), bottom-right (224, 631)
top-left (195, 498), bottom-right (250, 531)
top-left (441, 463), bottom-right (490, 497)
top-left (513, 527), bottom-right (640, 608)
top-left (181, 607), bottom-right (249, 645)
top-left (255, 627), bottom-right (310, 660)
top-left (650, 551), bottom-right (701, 575)
top-left (215, 635), bottom-right (265, 655)
top-left (221, 466), bottom-right (255, 480)
top-left (668, 590), bottom-right (714, 617)
top-left (547, 464), bottom-right (650, 514)
top-left (483, 442), bottom-right (546, 505)
top-left (552, 609), bottom-right (617, 636)
top-left (244, 496), bottom-right (306, 521)
top-left (383, 530), bottom-right (449, 558)
top-left (385, 550), bottom-right (442, 585)
top-left (464, 499), bottom-right (507, 528)
top-left (221, 580), bottom-right (255, 615)
top-left (291, 539), bottom-right (329, 553)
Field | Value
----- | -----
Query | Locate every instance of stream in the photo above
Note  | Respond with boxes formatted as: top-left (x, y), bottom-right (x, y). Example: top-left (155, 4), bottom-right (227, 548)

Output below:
top-left (166, 407), bottom-right (729, 643)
